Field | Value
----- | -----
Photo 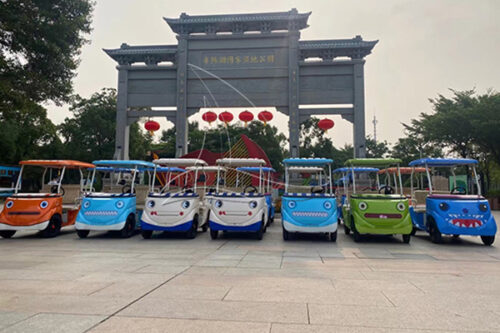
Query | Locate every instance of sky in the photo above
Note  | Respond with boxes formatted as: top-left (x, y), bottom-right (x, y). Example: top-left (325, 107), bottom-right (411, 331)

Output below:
top-left (47, 0), bottom-right (500, 148)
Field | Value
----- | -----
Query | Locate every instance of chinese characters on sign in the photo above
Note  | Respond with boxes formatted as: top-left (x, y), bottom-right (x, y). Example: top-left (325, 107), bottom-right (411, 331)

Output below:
top-left (203, 54), bottom-right (275, 66)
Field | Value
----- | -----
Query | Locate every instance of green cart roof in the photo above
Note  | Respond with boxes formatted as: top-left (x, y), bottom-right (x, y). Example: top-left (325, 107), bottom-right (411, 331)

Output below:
top-left (345, 158), bottom-right (402, 167)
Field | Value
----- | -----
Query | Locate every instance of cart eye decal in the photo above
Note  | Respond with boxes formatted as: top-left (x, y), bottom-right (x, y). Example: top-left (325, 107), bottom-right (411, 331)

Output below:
top-left (5, 201), bottom-right (13, 209)
top-left (479, 203), bottom-right (488, 212)
top-left (182, 201), bottom-right (190, 209)
top-left (439, 202), bottom-right (449, 211)
top-left (83, 201), bottom-right (90, 209)
top-left (249, 201), bottom-right (257, 209)
top-left (116, 200), bottom-right (124, 209)
top-left (147, 200), bottom-right (155, 208)
top-left (40, 201), bottom-right (49, 209)
top-left (215, 200), bottom-right (223, 208)
top-left (323, 201), bottom-right (332, 209)
top-left (288, 201), bottom-right (296, 209)
top-left (358, 202), bottom-right (368, 210)
top-left (396, 202), bottom-right (405, 211)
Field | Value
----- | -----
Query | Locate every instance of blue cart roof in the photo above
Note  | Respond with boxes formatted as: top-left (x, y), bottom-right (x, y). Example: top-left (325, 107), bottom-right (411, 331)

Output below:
top-left (283, 158), bottom-right (333, 166)
top-left (155, 166), bottom-right (185, 173)
top-left (236, 167), bottom-right (276, 173)
top-left (92, 160), bottom-right (155, 168)
top-left (409, 158), bottom-right (478, 167)
top-left (0, 166), bottom-right (20, 173)
top-left (333, 167), bottom-right (379, 173)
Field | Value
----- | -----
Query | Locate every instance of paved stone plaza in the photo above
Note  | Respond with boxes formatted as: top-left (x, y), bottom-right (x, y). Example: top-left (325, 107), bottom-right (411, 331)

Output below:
top-left (0, 212), bottom-right (499, 332)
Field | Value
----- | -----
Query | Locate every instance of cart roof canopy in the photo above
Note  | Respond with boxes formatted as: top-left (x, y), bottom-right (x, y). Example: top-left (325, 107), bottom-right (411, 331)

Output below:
top-left (92, 160), bottom-right (155, 168)
top-left (345, 158), bottom-right (402, 167)
top-left (20, 160), bottom-right (95, 169)
top-left (409, 158), bottom-right (478, 167)
top-left (236, 167), bottom-right (275, 173)
top-left (154, 158), bottom-right (208, 167)
top-left (216, 158), bottom-right (266, 167)
top-left (185, 166), bottom-right (226, 172)
top-left (287, 166), bottom-right (324, 173)
top-left (283, 158), bottom-right (333, 166)
top-left (333, 167), bottom-right (379, 174)
top-left (156, 166), bottom-right (185, 173)
top-left (378, 167), bottom-right (426, 175)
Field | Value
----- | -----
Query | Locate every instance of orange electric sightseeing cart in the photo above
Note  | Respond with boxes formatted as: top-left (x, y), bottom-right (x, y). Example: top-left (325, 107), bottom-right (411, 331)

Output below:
top-left (0, 160), bottom-right (94, 238)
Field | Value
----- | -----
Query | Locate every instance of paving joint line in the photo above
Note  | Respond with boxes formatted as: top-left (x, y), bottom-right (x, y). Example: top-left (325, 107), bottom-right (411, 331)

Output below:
top-left (306, 303), bottom-right (311, 324)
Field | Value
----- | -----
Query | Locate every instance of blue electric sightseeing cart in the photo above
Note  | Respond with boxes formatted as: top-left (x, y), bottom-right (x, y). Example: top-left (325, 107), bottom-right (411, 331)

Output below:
top-left (281, 158), bottom-right (337, 241)
top-left (409, 158), bottom-right (497, 245)
top-left (0, 165), bottom-right (20, 198)
top-left (75, 160), bottom-right (155, 238)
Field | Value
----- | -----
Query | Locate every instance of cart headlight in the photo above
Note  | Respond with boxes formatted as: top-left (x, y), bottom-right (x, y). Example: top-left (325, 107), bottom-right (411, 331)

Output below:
top-left (439, 202), bottom-right (449, 211)
top-left (323, 201), bottom-right (332, 209)
top-left (40, 201), bottom-right (49, 209)
top-left (182, 201), bottom-right (190, 209)
top-left (147, 200), bottom-right (155, 208)
top-left (396, 202), bottom-right (405, 212)
top-left (288, 201), bottom-right (296, 209)
top-left (479, 203), bottom-right (488, 212)
top-left (358, 202), bottom-right (368, 211)
top-left (215, 200), bottom-right (223, 208)
top-left (83, 201), bottom-right (90, 209)
top-left (116, 200), bottom-right (124, 209)
top-left (5, 201), bottom-right (13, 209)
top-left (249, 201), bottom-right (257, 209)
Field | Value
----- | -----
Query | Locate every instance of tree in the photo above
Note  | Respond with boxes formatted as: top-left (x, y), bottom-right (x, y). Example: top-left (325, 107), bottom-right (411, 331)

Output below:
top-left (365, 136), bottom-right (390, 158)
top-left (0, 0), bottom-right (93, 110)
top-left (59, 89), bottom-right (151, 161)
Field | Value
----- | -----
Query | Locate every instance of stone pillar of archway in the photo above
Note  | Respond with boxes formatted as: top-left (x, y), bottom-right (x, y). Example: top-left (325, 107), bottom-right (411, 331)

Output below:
top-left (114, 67), bottom-right (130, 160)
top-left (288, 29), bottom-right (301, 157)
top-left (175, 36), bottom-right (189, 157)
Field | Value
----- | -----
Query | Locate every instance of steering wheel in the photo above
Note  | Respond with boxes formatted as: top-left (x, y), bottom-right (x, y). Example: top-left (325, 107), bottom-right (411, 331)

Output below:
top-left (182, 185), bottom-right (194, 193)
top-left (50, 185), bottom-right (65, 196)
top-left (378, 185), bottom-right (394, 195)
top-left (451, 186), bottom-right (466, 195)
top-left (121, 185), bottom-right (135, 194)
top-left (311, 186), bottom-right (325, 194)
top-left (243, 185), bottom-right (258, 193)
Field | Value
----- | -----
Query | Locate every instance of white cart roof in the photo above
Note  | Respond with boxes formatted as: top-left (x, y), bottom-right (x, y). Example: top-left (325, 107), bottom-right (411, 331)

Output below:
top-left (153, 158), bottom-right (208, 167)
top-left (216, 158), bottom-right (266, 167)
top-left (185, 166), bottom-right (227, 172)
top-left (288, 166), bottom-right (324, 173)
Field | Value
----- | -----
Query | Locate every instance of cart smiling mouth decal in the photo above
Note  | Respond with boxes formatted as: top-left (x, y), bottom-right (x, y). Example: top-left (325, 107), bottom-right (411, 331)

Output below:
top-left (447, 218), bottom-right (483, 228)
top-left (364, 213), bottom-right (402, 219)
top-left (84, 210), bottom-right (118, 216)
top-left (292, 211), bottom-right (329, 218)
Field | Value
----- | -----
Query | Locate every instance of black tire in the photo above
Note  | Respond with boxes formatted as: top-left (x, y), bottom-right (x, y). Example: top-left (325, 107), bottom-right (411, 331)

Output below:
top-left (351, 217), bottom-right (361, 243)
top-left (410, 226), bottom-right (417, 236)
top-left (402, 234), bottom-right (411, 244)
top-left (42, 214), bottom-right (62, 238)
top-left (481, 235), bottom-right (495, 246)
top-left (141, 230), bottom-right (153, 239)
top-left (344, 222), bottom-right (351, 235)
top-left (186, 215), bottom-right (198, 239)
top-left (452, 234), bottom-right (460, 239)
top-left (201, 223), bottom-right (208, 232)
top-left (428, 217), bottom-right (442, 244)
top-left (269, 215), bottom-right (274, 224)
top-left (120, 214), bottom-right (135, 238)
top-left (0, 230), bottom-right (16, 238)
top-left (210, 229), bottom-right (218, 240)
top-left (282, 224), bottom-right (290, 241)
top-left (77, 230), bottom-right (89, 239)
top-left (330, 230), bottom-right (337, 242)
top-left (255, 220), bottom-right (264, 240)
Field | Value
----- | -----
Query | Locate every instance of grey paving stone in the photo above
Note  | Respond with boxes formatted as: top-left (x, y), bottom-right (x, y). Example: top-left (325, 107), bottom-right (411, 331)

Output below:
top-left (4, 313), bottom-right (105, 333)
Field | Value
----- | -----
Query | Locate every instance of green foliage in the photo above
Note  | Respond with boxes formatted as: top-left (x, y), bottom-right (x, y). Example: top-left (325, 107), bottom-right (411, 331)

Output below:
top-left (59, 89), bottom-right (151, 161)
top-left (366, 136), bottom-right (390, 158)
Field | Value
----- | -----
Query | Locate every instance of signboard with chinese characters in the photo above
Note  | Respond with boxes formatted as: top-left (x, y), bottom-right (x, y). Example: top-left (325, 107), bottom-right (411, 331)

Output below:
top-left (201, 53), bottom-right (276, 67)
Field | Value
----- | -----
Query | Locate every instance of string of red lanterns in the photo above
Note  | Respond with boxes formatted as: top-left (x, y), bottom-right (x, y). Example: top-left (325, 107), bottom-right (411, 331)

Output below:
top-left (144, 120), bottom-right (160, 136)
top-left (318, 118), bottom-right (335, 132)
top-left (200, 110), bottom-right (282, 128)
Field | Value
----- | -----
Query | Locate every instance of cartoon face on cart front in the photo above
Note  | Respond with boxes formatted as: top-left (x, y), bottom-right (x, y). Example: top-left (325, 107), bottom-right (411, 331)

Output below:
top-left (140, 158), bottom-right (210, 239)
top-left (408, 158), bottom-right (497, 245)
top-left (208, 158), bottom-right (268, 240)
top-left (281, 158), bottom-right (338, 241)
top-left (75, 160), bottom-right (155, 238)
top-left (0, 160), bottom-right (94, 238)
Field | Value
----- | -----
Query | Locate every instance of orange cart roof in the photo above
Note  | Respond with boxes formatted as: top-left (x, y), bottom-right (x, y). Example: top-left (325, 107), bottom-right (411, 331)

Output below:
top-left (20, 160), bottom-right (95, 169)
top-left (378, 167), bottom-right (426, 175)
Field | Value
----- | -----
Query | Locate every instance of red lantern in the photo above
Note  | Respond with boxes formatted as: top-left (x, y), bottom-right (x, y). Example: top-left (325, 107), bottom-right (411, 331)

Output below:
top-left (238, 111), bottom-right (254, 127)
top-left (144, 120), bottom-right (160, 136)
top-left (202, 111), bottom-right (217, 125)
top-left (218, 111), bottom-right (233, 126)
top-left (258, 110), bottom-right (273, 126)
top-left (318, 118), bottom-right (335, 132)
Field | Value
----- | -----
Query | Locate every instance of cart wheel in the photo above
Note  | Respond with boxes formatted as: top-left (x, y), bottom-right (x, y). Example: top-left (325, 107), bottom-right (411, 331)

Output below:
top-left (210, 229), bottom-right (218, 240)
top-left (120, 214), bottom-right (135, 238)
top-left (42, 214), bottom-right (62, 238)
top-left (141, 230), bottom-right (153, 239)
top-left (255, 219), bottom-right (264, 240)
top-left (330, 231), bottom-right (337, 242)
top-left (452, 234), bottom-right (460, 239)
top-left (481, 235), bottom-right (495, 246)
top-left (428, 217), bottom-right (442, 244)
top-left (77, 230), bottom-right (89, 239)
top-left (351, 217), bottom-right (361, 243)
top-left (402, 234), bottom-right (411, 244)
top-left (269, 215), bottom-right (274, 224)
top-left (0, 230), bottom-right (16, 238)
top-left (410, 226), bottom-right (417, 236)
top-left (344, 223), bottom-right (350, 235)
top-left (186, 216), bottom-right (198, 239)
top-left (201, 223), bottom-right (208, 232)
top-left (282, 224), bottom-right (290, 241)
